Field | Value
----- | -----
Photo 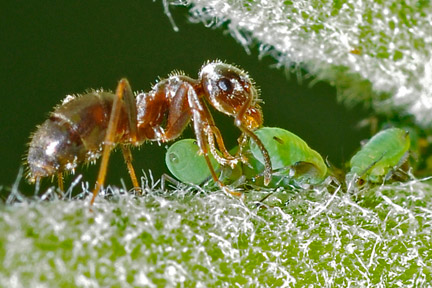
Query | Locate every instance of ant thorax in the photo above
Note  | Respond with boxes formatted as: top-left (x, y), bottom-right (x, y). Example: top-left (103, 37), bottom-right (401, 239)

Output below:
top-left (134, 75), bottom-right (197, 142)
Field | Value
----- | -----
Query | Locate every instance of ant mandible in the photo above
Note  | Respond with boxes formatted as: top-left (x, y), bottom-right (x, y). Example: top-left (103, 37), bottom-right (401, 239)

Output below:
top-left (26, 61), bottom-right (272, 205)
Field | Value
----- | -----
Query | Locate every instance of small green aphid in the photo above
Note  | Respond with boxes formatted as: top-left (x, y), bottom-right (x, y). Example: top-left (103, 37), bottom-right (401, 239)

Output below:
top-left (347, 127), bottom-right (410, 184)
top-left (165, 139), bottom-right (250, 186)
top-left (250, 127), bottom-right (328, 185)
top-left (165, 139), bottom-right (219, 185)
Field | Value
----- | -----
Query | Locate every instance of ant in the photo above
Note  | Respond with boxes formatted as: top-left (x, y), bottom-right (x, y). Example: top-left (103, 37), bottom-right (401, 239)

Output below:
top-left (26, 60), bottom-right (272, 205)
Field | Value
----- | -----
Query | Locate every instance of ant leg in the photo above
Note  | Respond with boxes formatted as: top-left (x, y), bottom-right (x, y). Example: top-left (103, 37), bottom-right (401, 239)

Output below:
top-left (163, 81), bottom-right (239, 167)
top-left (187, 88), bottom-right (242, 197)
top-left (235, 134), bottom-right (249, 162)
top-left (232, 98), bottom-right (272, 186)
top-left (205, 126), bottom-right (238, 168)
top-left (121, 81), bottom-right (138, 143)
top-left (90, 79), bottom-right (132, 205)
top-left (207, 125), bottom-right (242, 163)
top-left (57, 173), bottom-right (64, 192)
top-left (239, 125), bottom-right (272, 186)
top-left (198, 107), bottom-right (241, 164)
top-left (118, 80), bottom-right (141, 192)
top-left (121, 145), bottom-right (140, 193)
top-left (233, 102), bottom-right (272, 185)
top-left (202, 152), bottom-right (243, 197)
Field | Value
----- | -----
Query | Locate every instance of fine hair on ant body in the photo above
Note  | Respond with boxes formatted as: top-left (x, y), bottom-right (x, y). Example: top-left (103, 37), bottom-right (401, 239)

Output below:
top-left (26, 60), bottom-right (272, 205)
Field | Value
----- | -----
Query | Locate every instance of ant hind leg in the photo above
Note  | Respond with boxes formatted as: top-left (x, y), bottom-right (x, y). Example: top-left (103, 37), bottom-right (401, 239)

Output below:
top-left (90, 79), bottom-right (135, 205)
top-left (121, 145), bottom-right (141, 194)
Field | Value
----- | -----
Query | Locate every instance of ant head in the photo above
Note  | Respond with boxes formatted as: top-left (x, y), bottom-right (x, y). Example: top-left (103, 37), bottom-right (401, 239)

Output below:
top-left (199, 61), bottom-right (262, 128)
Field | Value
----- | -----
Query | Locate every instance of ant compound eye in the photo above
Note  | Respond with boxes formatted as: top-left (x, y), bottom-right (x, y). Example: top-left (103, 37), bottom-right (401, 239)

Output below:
top-left (200, 61), bottom-right (257, 117)
top-left (217, 78), bottom-right (234, 94)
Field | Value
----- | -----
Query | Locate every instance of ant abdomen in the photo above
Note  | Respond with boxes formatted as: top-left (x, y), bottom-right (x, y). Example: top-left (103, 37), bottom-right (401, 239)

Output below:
top-left (27, 91), bottom-right (130, 181)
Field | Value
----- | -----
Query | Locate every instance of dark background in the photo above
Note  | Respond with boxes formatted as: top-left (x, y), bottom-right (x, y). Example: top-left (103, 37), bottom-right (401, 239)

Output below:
top-left (0, 1), bottom-right (370, 194)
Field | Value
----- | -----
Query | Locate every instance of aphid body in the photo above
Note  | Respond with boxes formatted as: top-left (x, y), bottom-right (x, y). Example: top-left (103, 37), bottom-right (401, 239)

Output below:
top-left (165, 139), bottom-right (220, 185)
top-left (347, 127), bottom-right (410, 184)
top-left (26, 61), bottom-right (272, 203)
top-left (250, 127), bottom-right (327, 185)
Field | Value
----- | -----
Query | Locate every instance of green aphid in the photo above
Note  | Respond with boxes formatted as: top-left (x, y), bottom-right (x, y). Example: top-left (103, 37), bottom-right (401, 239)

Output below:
top-left (250, 127), bottom-right (328, 185)
top-left (347, 127), bottom-right (410, 184)
top-left (165, 139), bottom-right (219, 185)
top-left (165, 139), bottom-right (252, 186)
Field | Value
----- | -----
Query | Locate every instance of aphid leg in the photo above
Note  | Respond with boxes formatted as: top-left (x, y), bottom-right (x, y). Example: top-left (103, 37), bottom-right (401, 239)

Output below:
top-left (57, 173), bottom-right (64, 192)
top-left (121, 145), bottom-right (140, 194)
top-left (90, 79), bottom-right (133, 205)
top-left (384, 151), bottom-right (410, 181)
top-left (358, 154), bottom-right (384, 180)
top-left (160, 173), bottom-right (181, 191)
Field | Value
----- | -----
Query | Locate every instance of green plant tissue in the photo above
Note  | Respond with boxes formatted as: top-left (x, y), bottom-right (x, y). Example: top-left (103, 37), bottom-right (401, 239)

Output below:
top-left (1, 177), bottom-right (432, 286)
top-left (173, 0), bottom-right (432, 127)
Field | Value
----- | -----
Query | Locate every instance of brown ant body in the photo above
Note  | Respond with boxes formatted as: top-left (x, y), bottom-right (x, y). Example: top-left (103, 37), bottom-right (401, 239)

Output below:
top-left (26, 61), bottom-right (272, 204)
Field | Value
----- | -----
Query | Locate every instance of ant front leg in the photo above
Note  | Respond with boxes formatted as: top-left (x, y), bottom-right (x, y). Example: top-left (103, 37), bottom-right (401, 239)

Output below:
top-left (234, 105), bottom-right (272, 186)
top-left (90, 79), bottom-right (139, 205)
top-left (205, 125), bottom-right (243, 168)
top-left (187, 89), bottom-right (242, 197)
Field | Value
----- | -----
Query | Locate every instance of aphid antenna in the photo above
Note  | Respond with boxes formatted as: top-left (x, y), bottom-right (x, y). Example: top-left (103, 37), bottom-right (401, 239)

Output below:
top-left (273, 175), bottom-right (288, 188)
